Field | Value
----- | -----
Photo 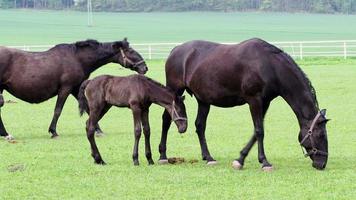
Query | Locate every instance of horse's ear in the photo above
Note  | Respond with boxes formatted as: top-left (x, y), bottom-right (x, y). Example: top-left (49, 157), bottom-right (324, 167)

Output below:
top-left (320, 109), bottom-right (327, 117)
top-left (113, 39), bottom-right (129, 50)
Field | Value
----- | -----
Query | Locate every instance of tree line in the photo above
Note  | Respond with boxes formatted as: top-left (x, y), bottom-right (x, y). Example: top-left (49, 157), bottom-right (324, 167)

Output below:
top-left (1, 0), bottom-right (356, 14)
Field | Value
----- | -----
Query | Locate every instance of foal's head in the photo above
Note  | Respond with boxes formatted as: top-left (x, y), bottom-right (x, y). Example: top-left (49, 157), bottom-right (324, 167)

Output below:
top-left (299, 109), bottom-right (329, 170)
top-left (112, 38), bottom-right (148, 74)
top-left (170, 95), bottom-right (188, 133)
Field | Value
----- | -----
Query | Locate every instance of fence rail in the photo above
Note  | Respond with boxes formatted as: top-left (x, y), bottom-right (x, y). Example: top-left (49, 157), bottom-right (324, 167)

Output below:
top-left (7, 40), bottom-right (356, 60)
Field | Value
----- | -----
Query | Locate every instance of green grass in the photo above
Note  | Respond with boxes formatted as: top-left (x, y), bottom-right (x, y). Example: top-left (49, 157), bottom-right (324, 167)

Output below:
top-left (0, 10), bottom-right (356, 199)
top-left (0, 10), bottom-right (356, 45)
top-left (1, 58), bottom-right (356, 199)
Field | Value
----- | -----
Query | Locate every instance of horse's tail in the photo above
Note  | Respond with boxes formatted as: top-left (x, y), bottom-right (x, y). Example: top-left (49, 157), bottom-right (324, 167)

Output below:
top-left (78, 80), bottom-right (90, 116)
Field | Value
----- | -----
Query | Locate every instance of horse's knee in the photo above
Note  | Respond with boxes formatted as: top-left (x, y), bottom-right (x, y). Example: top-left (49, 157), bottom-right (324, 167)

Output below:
top-left (195, 119), bottom-right (204, 133)
top-left (255, 129), bottom-right (264, 139)
top-left (134, 127), bottom-right (141, 138)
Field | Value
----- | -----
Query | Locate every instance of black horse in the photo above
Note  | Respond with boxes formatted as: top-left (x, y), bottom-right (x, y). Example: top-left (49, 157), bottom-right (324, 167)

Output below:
top-left (78, 74), bottom-right (187, 165)
top-left (159, 38), bottom-right (329, 170)
top-left (0, 38), bottom-right (147, 139)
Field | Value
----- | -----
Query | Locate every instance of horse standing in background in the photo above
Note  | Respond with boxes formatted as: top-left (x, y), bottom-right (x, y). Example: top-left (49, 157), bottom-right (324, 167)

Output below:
top-left (0, 38), bottom-right (147, 139)
top-left (159, 38), bottom-right (329, 170)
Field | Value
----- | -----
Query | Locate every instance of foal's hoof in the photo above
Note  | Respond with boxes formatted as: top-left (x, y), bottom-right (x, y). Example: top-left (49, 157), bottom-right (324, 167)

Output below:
top-left (232, 160), bottom-right (243, 170)
top-left (206, 160), bottom-right (218, 166)
top-left (4, 134), bottom-right (15, 141)
top-left (262, 165), bottom-right (273, 172)
top-left (158, 159), bottom-right (169, 165)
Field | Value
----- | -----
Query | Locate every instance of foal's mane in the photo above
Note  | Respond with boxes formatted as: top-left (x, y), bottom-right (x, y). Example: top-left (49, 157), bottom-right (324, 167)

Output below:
top-left (140, 75), bottom-right (174, 94)
top-left (261, 41), bottom-right (319, 109)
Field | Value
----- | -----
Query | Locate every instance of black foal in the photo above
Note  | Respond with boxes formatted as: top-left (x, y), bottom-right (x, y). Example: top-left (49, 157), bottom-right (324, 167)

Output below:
top-left (78, 74), bottom-right (187, 165)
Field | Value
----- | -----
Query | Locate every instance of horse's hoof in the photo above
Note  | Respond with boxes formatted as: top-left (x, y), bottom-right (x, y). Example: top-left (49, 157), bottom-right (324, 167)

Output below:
top-left (262, 166), bottom-right (273, 172)
top-left (158, 159), bottom-right (169, 165)
top-left (51, 134), bottom-right (59, 139)
top-left (207, 160), bottom-right (218, 166)
top-left (95, 160), bottom-right (106, 165)
top-left (4, 134), bottom-right (15, 141)
top-left (232, 160), bottom-right (243, 170)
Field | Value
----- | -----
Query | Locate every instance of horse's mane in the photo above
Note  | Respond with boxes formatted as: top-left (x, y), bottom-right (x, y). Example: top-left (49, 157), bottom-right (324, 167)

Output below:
top-left (268, 43), bottom-right (319, 109)
top-left (50, 39), bottom-right (101, 51)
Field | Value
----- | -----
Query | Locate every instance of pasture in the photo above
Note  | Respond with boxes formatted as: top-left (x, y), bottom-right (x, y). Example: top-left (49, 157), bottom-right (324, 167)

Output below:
top-left (1, 59), bottom-right (356, 199)
top-left (0, 10), bottom-right (356, 199)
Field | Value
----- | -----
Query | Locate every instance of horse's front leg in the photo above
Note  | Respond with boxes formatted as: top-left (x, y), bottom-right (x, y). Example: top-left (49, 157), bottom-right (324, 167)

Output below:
top-left (158, 109), bottom-right (171, 164)
top-left (247, 98), bottom-right (272, 171)
top-left (233, 101), bottom-right (270, 170)
top-left (195, 100), bottom-right (216, 165)
top-left (131, 105), bottom-right (142, 166)
top-left (0, 93), bottom-right (13, 140)
top-left (141, 108), bottom-right (154, 165)
top-left (48, 88), bottom-right (71, 138)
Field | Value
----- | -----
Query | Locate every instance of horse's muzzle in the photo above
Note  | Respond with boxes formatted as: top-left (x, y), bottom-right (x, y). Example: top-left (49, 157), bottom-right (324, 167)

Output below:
top-left (312, 161), bottom-right (327, 170)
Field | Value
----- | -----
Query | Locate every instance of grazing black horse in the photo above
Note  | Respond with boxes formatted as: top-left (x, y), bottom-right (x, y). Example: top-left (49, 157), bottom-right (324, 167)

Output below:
top-left (159, 38), bottom-right (329, 170)
top-left (78, 74), bottom-right (187, 165)
top-left (0, 38), bottom-right (147, 139)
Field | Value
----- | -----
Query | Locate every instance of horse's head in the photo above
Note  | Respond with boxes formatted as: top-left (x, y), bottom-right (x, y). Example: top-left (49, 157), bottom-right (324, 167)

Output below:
top-left (170, 95), bottom-right (187, 133)
top-left (299, 109), bottom-right (329, 170)
top-left (112, 38), bottom-right (148, 74)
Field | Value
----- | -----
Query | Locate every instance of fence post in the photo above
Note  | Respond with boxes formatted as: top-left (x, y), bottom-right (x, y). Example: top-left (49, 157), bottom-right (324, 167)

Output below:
top-left (299, 43), bottom-right (303, 60)
top-left (148, 45), bottom-right (152, 60)
top-left (343, 41), bottom-right (347, 59)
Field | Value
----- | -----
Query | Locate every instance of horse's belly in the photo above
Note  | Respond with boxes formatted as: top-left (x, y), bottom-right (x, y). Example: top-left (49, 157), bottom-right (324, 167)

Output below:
top-left (5, 82), bottom-right (58, 103)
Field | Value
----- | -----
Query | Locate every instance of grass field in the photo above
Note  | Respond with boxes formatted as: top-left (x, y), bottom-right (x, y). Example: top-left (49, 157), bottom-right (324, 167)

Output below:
top-left (1, 9), bottom-right (356, 199)
top-left (0, 9), bottom-right (356, 45)
top-left (1, 58), bottom-right (356, 199)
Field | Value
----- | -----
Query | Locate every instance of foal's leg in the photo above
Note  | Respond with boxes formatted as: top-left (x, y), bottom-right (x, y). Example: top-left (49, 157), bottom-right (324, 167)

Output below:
top-left (141, 108), bottom-right (154, 165)
top-left (48, 88), bottom-right (71, 138)
top-left (234, 101), bottom-right (270, 169)
top-left (131, 105), bottom-right (142, 166)
top-left (195, 100), bottom-right (216, 164)
top-left (244, 98), bottom-right (272, 171)
top-left (71, 89), bottom-right (104, 136)
top-left (86, 106), bottom-right (106, 164)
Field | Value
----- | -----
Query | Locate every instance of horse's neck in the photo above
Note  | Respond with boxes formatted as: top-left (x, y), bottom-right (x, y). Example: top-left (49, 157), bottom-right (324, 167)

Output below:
top-left (81, 46), bottom-right (115, 73)
top-left (147, 83), bottom-right (174, 109)
top-left (282, 87), bottom-right (318, 128)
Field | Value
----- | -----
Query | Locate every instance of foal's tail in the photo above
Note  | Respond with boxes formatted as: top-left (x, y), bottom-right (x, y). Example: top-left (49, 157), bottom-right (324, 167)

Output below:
top-left (78, 80), bottom-right (90, 116)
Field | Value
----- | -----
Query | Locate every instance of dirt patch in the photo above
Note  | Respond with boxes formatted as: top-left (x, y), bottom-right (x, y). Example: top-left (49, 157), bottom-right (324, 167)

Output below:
top-left (7, 164), bottom-right (25, 172)
top-left (167, 157), bottom-right (199, 164)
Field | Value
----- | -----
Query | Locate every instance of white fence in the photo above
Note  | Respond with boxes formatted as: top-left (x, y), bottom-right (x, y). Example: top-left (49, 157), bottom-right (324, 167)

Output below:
top-left (8, 40), bottom-right (356, 60)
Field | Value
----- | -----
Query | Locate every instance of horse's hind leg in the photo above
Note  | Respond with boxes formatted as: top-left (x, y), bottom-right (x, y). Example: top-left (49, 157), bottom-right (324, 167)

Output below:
top-left (195, 100), bottom-right (216, 164)
top-left (131, 105), bottom-right (142, 166)
top-left (48, 88), bottom-right (71, 138)
top-left (87, 106), bottom-right (106, 165)
top-left (0, 93), bottom-right (13, 140)
top-left (71, 88), bottom-right (104, 136)
top-left (141, 108), bottom-right (154, 165)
